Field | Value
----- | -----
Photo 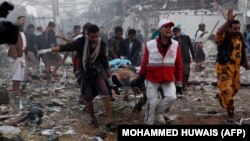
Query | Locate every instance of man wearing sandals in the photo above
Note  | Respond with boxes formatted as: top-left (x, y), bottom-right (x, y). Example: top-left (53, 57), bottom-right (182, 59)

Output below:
top-left (7, 16), bottom-right (26, 93)
top-left (215, 9), bottom-right (250, 122)
top-left (38, 24), bottom-right (116, 131)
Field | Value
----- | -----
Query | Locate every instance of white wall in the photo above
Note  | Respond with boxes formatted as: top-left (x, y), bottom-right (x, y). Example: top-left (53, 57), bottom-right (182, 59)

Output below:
top-left (159, 11), bottom-right (230, 39)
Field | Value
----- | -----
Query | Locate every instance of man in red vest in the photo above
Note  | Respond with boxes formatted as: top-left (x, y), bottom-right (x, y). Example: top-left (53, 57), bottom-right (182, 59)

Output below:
top-left (133, 19), bottom-right (183, 124)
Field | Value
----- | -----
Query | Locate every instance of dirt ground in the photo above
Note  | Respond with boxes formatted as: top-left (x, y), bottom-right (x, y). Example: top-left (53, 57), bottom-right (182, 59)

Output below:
top-left (0, 60), bottom-right (250, 141)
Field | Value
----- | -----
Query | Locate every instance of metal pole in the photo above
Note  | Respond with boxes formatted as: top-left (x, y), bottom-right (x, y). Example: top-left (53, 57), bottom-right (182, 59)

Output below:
top-left (52, 0), bottom-right (59, 23)
top-left (210, 20), bottom-right (219, 36)
top-left (43, 17), bottom-right (46, 27)
top-left (38, 16), bottom-right (42, 27)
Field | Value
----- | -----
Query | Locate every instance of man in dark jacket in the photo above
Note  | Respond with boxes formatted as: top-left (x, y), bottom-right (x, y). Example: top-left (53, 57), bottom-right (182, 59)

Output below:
top-left (24, 24), bottom-right (40, 80)
top-left (38, 24), bottom-right (115, 130)
top-left (173, 27), bottom-right (196, 91)
top-left (120, 29), bottom-right (142, 66)
top-left (40, 22), bottom-right (62, 82)
top-left (107, 26), bottom-right (124, 60)
top-left (215, 9), bottom-right (250, 123)
top-left (100, 26), bottom-right (108, 45)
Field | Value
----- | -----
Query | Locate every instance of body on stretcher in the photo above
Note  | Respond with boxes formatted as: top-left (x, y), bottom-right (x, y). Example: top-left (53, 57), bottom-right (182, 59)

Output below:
top-left (108, 59), bottom-right (146, 112)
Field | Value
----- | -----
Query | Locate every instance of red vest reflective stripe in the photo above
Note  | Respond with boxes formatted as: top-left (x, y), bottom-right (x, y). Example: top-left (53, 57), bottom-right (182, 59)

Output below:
top-left (146, 39), bottom-right (178, 66)
top-left (145, 39), bottom-right (179, 83)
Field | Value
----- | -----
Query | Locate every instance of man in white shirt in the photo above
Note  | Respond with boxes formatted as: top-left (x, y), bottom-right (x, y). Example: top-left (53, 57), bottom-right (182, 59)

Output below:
top-left (7, 16), bottom-right (26, 93)
top-left (119, 29), bottom-right (142, 66)
top-left (194, 23), bottom-right (208, 71)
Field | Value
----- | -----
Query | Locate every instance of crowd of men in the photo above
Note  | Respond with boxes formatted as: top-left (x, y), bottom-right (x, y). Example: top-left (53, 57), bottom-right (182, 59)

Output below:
top-left (3, 8), bottom-right (250, 131)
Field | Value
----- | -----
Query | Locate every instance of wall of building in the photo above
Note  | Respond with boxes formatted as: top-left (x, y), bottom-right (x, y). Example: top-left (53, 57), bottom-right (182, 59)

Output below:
top-left (160, 10), bottom-right (229, 39)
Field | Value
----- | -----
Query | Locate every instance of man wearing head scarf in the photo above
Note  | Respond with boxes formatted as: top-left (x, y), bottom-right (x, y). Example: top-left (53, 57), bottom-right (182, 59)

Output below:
top-left (132, 19), bottom-right (183, 125)
top-left (38, 24), bottom-right (116, 131)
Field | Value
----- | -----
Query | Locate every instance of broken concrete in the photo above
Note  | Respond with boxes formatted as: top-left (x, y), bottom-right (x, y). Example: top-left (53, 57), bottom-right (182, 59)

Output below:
top-left (0, 56), bottom-right (249, 140)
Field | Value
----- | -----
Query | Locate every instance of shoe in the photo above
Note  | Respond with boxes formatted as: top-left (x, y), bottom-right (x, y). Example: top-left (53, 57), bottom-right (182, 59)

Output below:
top-left (227, 111), bottom-right (235, 123)
top-left (89, 120), bottom-right (99, 128)
top-left (105, 122), bottom-right (117, 132)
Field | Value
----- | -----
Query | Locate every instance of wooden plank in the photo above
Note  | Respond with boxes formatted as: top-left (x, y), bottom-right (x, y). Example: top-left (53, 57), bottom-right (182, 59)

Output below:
top-left (0, 115), bottom-right (20, 119)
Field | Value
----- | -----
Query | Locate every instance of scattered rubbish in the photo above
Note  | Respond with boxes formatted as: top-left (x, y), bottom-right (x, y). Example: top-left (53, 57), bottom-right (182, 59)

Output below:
top-left (0, 38), bottom-right (249, 141)
top-left (207, 111), bottom-right (217, 114)
top-left (10, 135), bottom-right (25, 141)
top-left (5, 114), bottom-right (28, 126)
top-left (0, 134), bottom-right (24, 141)
top-left (96, 132), bottom-right (107, 140)
top-left (90, 137), bottom-right (104, 141)
top-left (240, 118), bottom-right (250, 125)
top-left (47, 135), bottom-right (59, 141)
top-left (55, 129), bottom-right (75, 135)
top-left (19, 99), bottom-right (24, 110)
top-left (41, 129), bottom-right (54, 136)
top-left (47, 107), bottom-right (61, 112)
top-left (80, 133), bottom-right (106, 141)
top-left (27, 107), bottom-right (43, 125)
top-left (193, 98), bottom-right (202, 102)
top-left (96, 105), bottom-right (128, 116)
top-left (195, 113), bottom-right (225, 116)
top-left (51, 98), bottom-right (65, 107)
top-left (0, 126), bottom-right (21, 135)
top-left (0, 114), bottom-right (21, 120)
top-left (168, 115), bottom-right (178, 121)
top-left (0, 105), bottom-right (8, 115)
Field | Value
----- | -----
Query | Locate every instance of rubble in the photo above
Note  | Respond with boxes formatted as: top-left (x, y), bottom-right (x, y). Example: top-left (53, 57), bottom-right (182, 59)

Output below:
top-left (27, 107), bottom-right (43, 125)
top-left (0, 134), bottom-right (24, 141)
top-left (0, 114), bottom-right (21, 120)
top-left (239, 118), bottom-right (250, 125)
top-left (0, 54), bottom-right (249, 140)
top-left (0, 126), bottom-right (21, 135)
top-left (50, 98), bottom-right (65, 107)
top-left (41, 129), bottom-right (54, 136)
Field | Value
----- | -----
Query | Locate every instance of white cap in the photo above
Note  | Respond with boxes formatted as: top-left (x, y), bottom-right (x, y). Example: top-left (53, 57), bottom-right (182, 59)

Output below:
top-left (158, 19), bottom-right (174, 29)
